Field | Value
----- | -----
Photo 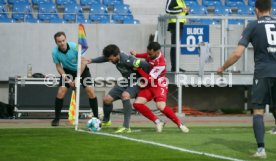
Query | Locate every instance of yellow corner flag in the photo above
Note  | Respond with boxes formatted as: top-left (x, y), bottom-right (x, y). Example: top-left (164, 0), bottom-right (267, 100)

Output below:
top-left (68, 90), bottom-right (76, 125)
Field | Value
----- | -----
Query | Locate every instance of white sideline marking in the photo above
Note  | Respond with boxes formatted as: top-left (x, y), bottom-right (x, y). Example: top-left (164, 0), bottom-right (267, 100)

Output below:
top-left (78, 129), bottom-right (244, 161)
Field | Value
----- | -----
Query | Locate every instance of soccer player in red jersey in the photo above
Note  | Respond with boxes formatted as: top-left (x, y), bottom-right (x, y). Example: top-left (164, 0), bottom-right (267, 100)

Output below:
top-left (131, 42), bottom-right (189, 133)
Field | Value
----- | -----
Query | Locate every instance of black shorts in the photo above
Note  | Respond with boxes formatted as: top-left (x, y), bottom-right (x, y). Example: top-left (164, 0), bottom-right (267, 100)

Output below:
top-left (251, 77), bottom-right (276, 109)
top-left (108, 84), bottom-right (140, 101)
top-left (59, 67), bottom-right (93, 88)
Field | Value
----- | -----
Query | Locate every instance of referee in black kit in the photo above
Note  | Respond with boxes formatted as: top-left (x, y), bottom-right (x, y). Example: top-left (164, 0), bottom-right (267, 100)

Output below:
top-left (217, 0), bottom-right (276, 158)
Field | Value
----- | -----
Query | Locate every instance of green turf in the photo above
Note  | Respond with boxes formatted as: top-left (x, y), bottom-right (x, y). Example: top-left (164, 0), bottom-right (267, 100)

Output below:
top-left (0, 127), bottom-right (275, 161)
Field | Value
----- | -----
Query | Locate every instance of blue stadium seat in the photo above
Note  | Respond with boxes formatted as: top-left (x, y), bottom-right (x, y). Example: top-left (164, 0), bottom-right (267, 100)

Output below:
top-left (25, 14), bottom-right (40, 23)
top-left (80, 0), bottom-right (100, 6)
top-left (32, 0), bottom-right (53, 6)
top-left (63, 4), bottom-right (84, 22)
top-left (214, 5), bottom-right (232, 15)
top-left (202, 0), bottom-right (222, 7)
top-left (112, 14), bottom-right (132, 23)
top-left (228, 19), bottom-right (244, 25)
top-left (90, 4), bottom-right (108, 14)
top-left (89, 4), bottom-right (109, 23)
top-left (89, 14), bottom-right (109, 23)
top-left (49, 17), bottom-right (65, 23)
top-left (113, 4), bottom-right (131, 14)
top-left (0, 0), bottom-right (6, 5)
top-left (237, 5), bottom-right (254, 15)
top-left (103, 0), bottom-right (123, 8)
top-left (8, 0), bottom-right (29, 5)
top-left (225, 0), bottom-right (245, 7)
top-left (56, 0), bottom-right (76, 7)
top-left (0, 5), bottom-right (13, 23)
top-left (185, 0), bottom-right (199, 6)
top-left (112, 4), bottom-right (134, 23)
top-left (0, 17), bottom-right (14, 23)
top-left (38, 3), bottom-right (59, 22)
top-left (0, 5), bottom-right (9, 20)
top-left (248, 0), bottom-right (255, 6)
top-left (272, 8), bottom-right (276, 16)
top-left (190, 5), bottom-right (207, 15)
top-left (12, 3), bottom-right (32, 21)
top-left (273, 0), bottom-right (276, 7)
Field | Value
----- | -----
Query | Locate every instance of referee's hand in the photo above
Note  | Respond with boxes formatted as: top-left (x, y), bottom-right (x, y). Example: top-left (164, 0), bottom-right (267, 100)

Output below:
top-left (68, 79), bottom-right (75, 87)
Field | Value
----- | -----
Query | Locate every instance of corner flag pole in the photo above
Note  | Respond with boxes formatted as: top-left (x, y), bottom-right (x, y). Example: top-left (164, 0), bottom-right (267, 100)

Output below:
top-left (75, 45), bottom-right (82, 131)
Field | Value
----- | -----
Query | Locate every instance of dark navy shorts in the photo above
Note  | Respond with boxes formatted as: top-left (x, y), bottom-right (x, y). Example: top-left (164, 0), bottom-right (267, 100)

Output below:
top-left (251, 77), bottom-right (276, 109)
top-left (108, 84), bottom-right (140, 101)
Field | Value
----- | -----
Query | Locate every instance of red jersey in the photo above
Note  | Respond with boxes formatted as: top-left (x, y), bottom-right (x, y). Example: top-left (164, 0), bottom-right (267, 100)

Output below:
top-left (136, 52), bottom-right (167, 87)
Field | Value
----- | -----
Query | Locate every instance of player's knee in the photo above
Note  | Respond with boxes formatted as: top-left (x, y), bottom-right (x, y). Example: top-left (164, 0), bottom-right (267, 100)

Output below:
top-left (81, 57), bottom-right (87, 65)
top-left (121, 92), bottom-right (130, 100)
top-left (103, 95), bottom-right (113, 104)
top-left (253, 109), bottom-right (264, 115)
top-left (57, 88), bottom-right (67, 98)
top-left (156, 101), bottom-right (166, 111)
top-left (85, 87), bottom-right (96, 98)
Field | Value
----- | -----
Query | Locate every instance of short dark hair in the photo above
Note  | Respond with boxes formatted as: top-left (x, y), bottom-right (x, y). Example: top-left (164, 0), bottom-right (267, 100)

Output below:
top-left (54, 32), bottom-right (66, 42)
top-left (255, 0), bottom-right (271, 12)
top-left (147, 42), bottom-right (161, 51)
top-left (103, 44), bottom-right (120, 58)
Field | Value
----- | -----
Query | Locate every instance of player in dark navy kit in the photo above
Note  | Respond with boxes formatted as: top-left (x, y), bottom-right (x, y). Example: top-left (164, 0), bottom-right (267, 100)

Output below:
top-left (87, 44), bottom-right (150, 133)
top-left (217, 0), bottom-right (276, 158)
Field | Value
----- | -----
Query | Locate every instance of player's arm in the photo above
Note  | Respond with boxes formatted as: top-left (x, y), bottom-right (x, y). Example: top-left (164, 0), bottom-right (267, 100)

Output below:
top-left (217, 22), bottom-right (253, 74)
top-left (166, 0), bottom-right (187, 14)
top-left (80, 57), bottom-right (88, 75)
top-left (217, 45), bottom-right (245, 74)
top-left (130, 50), bottom-right (148, 58)
top-left (87, 56), bottom-right (108, 64)
top-left (56, 63), bottom-right (74, 87)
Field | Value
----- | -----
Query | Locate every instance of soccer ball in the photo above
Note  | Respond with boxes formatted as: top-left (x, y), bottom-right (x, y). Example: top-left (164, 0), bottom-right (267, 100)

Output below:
top-left (86, 117), bottom-right (102, 132)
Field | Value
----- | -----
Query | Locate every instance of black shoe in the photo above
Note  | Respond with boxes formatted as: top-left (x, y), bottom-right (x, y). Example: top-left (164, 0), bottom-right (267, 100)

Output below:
top-left (51, 119), bottom-right (60, 126)
top-left (171, 68), bottom-right (186, 72)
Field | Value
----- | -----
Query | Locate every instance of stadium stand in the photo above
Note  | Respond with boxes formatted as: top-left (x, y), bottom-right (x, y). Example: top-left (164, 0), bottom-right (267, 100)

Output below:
top-left (37, 3), bottom-right (59, 22)
top-left (63, 3), bottom-right (84, 22)
top-left (56, 0), bottom-right (76, 7)
top-left (0, 0), bottom-right (6, 5)
top-left (80, 0), bottom-right (100, 7)
top-left (237, 4), bottom-right (254, 15)
top-left (0, 0), bottom-right (259, 24)
top-left (225, 0), bottom-right (245, 7)
top-left (12, 3), bottom-right (32, 21)
top-left (248, 0), bottom-right (255, 6)
top-left (202, 0), bottom-right (222, 7)
top-left (214, 5), bottom-right (232, 15)
top-left (103, 0), bottom-right (123, 8)
top-left (88, 3), bottom-right (109, 23)
top-left (32, 0), bottom-right (53, 6)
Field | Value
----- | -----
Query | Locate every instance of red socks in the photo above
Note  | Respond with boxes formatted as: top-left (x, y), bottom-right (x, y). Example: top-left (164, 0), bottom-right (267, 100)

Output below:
top-left (133, 103), bottom-right (158, 122)
top-left (162, 107), bottom-right (182, 126)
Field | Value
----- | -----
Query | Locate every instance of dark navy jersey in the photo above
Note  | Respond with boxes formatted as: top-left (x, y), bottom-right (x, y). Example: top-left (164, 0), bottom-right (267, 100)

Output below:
top-left (92, 52), bottom-right (150, 79)
top-left (238, 16), bottom-right (276, 78)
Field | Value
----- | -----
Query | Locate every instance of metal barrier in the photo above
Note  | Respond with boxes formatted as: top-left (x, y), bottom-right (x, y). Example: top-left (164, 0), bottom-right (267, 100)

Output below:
top-left (157, 15), bottom-right (256, 114)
